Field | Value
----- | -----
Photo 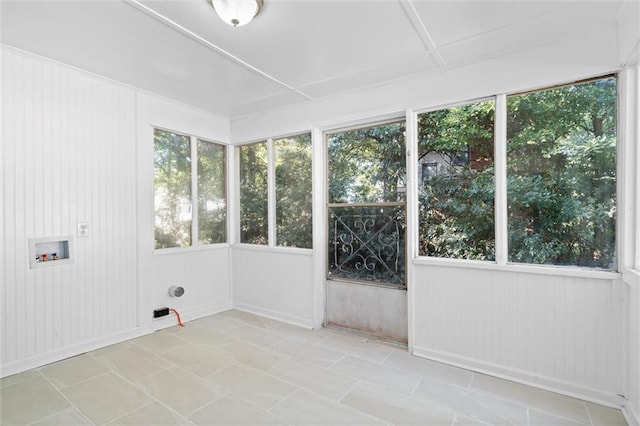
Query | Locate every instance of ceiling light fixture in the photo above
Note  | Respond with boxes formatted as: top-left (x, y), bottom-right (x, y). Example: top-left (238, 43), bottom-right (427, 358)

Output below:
top-left (210, 0), bottom-right (263, 27)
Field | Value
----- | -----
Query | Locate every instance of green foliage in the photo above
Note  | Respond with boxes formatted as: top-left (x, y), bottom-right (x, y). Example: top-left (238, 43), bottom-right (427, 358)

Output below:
top-left (197, 140), bottom-right (226, 245)
top-left (418, 100), bottom-right (496, 260)
top-left (327, 122), bottom-right (407, 285)
top-left (275, 134), bottom-right (313, 248)
top-left (154, 129), bottom-right (192, 249)
top-left (328, 121), bottom-right (406, 203)
top-left (413, 78), bottom-right (617, 269)
top-left (239, 142), bottom-right (268, 245)
top-left (507, 77), bottom-right (617, 268)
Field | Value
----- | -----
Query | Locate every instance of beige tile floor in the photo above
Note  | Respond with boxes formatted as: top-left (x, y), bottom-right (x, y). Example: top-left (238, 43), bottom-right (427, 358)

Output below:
top-left (0, 310), bottom-right (628, 426)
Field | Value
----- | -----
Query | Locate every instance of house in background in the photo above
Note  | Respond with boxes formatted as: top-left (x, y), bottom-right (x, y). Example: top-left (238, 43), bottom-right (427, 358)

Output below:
top-left (1, 1), bottom-right (640, 424)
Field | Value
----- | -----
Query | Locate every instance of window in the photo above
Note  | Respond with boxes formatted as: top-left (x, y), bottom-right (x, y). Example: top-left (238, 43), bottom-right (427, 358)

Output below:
top-left (239, 142), bottom-right (268, 245)
top-left (197, 140), bottom-right (226, 245)
top-left (238, 134), bottom-right (313, 248)
top-left (154, 129), bottom-right (192, 248)
top-left (417, 100), bottom-right (496, 260)
top-left (275, 134), bottom-right (312, 248)
top-left (507, 77), bottom-right (617, 269)
top-left (154, 129), bottom-right (227, 249)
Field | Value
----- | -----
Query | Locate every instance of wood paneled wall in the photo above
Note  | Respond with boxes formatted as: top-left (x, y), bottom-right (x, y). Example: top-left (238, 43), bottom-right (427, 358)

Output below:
top-left (2, 49), bottom-right (138, 374)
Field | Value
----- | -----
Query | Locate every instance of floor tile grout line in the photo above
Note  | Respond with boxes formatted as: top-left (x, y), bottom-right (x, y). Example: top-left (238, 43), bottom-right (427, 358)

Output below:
top-left (4, 309), bottom-right (628, 426)
top-left (31, 368), bottom-right (95, 426)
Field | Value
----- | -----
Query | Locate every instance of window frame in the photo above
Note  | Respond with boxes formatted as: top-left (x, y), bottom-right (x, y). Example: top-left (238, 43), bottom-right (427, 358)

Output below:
top-left (153, 126), bottom-right (228, 253)
top-left (410, 75), bottom-right (621, 278)
top-left (415, 97), bottom-right (497, 262)
top-left (235, 131), bottom-right (313, 250)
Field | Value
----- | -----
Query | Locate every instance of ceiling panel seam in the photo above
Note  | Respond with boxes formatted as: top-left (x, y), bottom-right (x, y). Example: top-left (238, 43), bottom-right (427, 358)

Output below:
top-left (398, 0), bottom-right (446, 68)
top-left (123, 0), bottom-right (313, 101)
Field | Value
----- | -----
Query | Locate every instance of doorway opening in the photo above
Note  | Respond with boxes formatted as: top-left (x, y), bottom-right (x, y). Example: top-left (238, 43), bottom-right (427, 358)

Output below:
top-left (325, 119), bottom-right (407, 342)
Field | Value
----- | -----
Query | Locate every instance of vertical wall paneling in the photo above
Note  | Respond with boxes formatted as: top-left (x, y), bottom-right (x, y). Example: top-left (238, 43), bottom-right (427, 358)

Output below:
top-left (2, 48), bottom-right (139, 376)
top-left (412, 264), bottom-right (624, 405)
top-left (232, 246), bottom-right (314, 328)
top-left (134, 91), bottom-right (232, 334)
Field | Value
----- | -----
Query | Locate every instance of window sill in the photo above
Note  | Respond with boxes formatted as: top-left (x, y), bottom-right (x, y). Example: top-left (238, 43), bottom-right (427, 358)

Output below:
top-left (231, 243), bottom-right (313, 256)
top-left (412, 256), bottom-right (621, 280)
top-left (153, 243), bottom-right (230, 256)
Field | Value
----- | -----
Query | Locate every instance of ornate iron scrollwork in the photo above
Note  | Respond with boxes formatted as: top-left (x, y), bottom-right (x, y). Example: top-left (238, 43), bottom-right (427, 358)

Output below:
top-left (328, 206), bottom-right (405, 286)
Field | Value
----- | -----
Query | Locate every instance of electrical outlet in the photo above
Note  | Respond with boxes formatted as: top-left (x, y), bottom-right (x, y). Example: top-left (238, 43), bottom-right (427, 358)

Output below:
top-left (153, 307), bottom-right (170, 318)
top-left (77, 222), bottom-right (90, 237)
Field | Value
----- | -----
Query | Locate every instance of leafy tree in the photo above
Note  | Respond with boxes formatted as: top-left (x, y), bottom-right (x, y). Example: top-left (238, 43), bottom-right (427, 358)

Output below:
top-left (275, 134), bottom-right (313, 248)
top-left (418, 100), bottom-right (496, 260)
top-left (328, 121), bottom-right (406, 203)
top-left (327, 122), bottom-right (406, 285)
top-left (507, 77), bottom-right (616, 268)
top-left (239, 142), bottom-right (268, 244)
top-left (197, 140), bottom-right (226, 244)
top-left (154, 130), bottom-right (192, 249)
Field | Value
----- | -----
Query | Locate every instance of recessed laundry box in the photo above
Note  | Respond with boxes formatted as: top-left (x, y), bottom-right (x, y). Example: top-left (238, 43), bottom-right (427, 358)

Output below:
top-left (28, 236), bottom-right (73, 268)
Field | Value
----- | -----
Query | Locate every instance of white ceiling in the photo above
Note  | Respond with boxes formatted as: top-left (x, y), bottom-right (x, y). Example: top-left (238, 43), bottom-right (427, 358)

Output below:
top-left (0, 0), bottom-right (628, 118)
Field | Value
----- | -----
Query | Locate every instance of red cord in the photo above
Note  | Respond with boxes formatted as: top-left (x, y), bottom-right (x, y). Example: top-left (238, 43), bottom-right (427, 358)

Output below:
top-left (169, 308), bottom-right (184, 327)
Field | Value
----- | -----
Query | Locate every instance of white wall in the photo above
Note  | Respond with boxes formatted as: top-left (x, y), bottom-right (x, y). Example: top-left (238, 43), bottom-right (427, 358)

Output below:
top-left (621, 58), bottom-right (640, 424)
top-left (626, 271), bottom-right (640, 425)
top-left (0, 47), bottom-right (233, 377)
top-left (1, 48), bottom-right (139, 376)
top-left (134, 91), bottom-right (233, 332)
top-left (232, 246), bottom-right (314, 328)
top-left (412, 264), bottom-right (624, 405)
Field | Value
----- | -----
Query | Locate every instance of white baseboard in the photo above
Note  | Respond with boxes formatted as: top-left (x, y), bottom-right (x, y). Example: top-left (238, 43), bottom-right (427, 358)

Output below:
top-left (412, 345), bottom-right (625, 409)
top-left (1, 301), bottom-right (233, 379)
top-left (1, 327), bottom-right (143, 379)
top-left (623, 402), bottom-right (640, 426)
top-left (233, 302), bottom-right (315, 329)
top-left (151, 301), bottom-right (233, 331)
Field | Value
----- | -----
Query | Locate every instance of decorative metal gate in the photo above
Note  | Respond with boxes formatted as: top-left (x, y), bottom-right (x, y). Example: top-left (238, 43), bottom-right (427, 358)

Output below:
top-left (328, 204), bottom-right (405, 287)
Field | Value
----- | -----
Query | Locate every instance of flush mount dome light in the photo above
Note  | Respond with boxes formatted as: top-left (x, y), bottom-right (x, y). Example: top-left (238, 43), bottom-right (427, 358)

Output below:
top-left (210, 0), bottom-right (263, 27)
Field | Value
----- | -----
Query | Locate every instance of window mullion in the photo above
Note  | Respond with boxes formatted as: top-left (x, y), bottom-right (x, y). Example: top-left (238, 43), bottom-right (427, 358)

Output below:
top-left (191, 136), bottom-right (198, 246)
top-left (267, 138), bottom-right (276, 247)
top-left (494, 94), bottom-right (508, 265)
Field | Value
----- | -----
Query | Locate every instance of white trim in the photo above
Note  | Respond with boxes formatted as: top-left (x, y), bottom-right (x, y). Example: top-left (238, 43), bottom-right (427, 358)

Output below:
top-left (405, 107), bottom-right (418, 352)
top-left (412, 345), bottom-right (626, 409)
top-left (312, 126), bottom-right (327, 328)
top-left (231, 243), bottom-right (313, 256)
top-left (153, 243), bottom-right (231, 256)
top-left (233, 303), bottom-right (315, 329)
top-left (267, 138), bottom-right (277, 246)
top-left (0, 301), bottom-right (235, 377)
top-left (151, 301), bottom-right (232, 331)
top-left (0, 302), bottom-right (235, 378)
top-left (624, 269), bottom-right (640, 288)
top-left (413, 256), bottom-right (621, 280)
top-left (190, 136), bottom-right (198, 245)
top-left (494, 94), bottom-right (508, 265)
top-left (313, 109), bottom-right (405, 135)
top-left (623, 402), bottom-right (640, 426)
top-left (0, 328), bottom-right (143, 378)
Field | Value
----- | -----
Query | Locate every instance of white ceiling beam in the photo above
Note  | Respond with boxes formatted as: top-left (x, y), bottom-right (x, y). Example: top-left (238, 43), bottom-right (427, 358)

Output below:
top-left (123, 0), bottom-right (312, 101)
top-left (398, 0), bottom-right (447, 69)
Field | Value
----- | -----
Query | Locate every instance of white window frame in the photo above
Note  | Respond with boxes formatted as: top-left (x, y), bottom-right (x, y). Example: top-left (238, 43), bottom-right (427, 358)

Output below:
top-left (235, 131), bottom-right (313, 251)
top-left (153, 127), bottom-right (228, 253)
top-left (409, 76), bottom-right (621, 280)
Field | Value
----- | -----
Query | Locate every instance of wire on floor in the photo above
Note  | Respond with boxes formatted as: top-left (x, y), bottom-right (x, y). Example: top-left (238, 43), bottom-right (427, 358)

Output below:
top-left (169, 308), bottom-right (184, 327)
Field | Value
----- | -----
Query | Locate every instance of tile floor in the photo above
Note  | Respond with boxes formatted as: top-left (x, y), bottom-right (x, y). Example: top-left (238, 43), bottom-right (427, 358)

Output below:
top-left (0, 310), bottom-right (628, 426)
